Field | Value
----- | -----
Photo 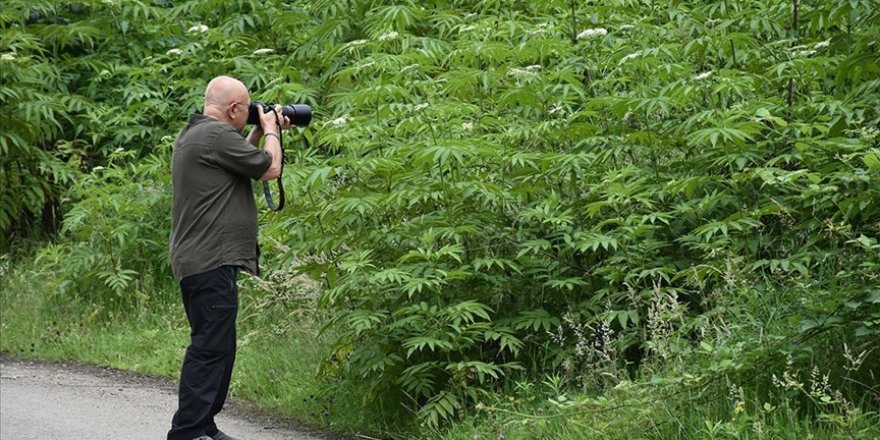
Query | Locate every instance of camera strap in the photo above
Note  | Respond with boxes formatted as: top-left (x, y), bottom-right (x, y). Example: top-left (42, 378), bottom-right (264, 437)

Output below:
top-left (262, 113), bottom-right (285, 211)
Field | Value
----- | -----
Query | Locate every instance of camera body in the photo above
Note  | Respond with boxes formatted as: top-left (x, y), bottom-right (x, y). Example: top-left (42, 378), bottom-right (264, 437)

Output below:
top-left (247, 102), bottom-right (312, 127)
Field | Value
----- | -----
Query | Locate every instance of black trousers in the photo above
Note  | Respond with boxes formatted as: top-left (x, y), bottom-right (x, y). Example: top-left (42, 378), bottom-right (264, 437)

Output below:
top-left (168, 265), bottom-right (238, 440)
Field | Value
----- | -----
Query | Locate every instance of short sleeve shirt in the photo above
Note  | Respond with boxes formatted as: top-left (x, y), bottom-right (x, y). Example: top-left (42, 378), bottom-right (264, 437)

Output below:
top-left (169, 114), bottom-right (272, 282)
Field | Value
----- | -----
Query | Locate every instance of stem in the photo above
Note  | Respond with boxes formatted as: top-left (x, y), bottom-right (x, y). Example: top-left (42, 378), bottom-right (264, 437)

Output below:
top-left (787, 0), bottom-right (799, 111)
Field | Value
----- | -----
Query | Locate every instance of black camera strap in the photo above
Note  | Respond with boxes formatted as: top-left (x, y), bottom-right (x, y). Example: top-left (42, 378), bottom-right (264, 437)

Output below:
top-left (262, 112), bottom-right (285, 211)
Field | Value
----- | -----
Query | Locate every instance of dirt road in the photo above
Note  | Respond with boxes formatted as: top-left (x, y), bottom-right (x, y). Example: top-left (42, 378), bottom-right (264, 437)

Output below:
top-left (0, 357), bottom-right (337, 440)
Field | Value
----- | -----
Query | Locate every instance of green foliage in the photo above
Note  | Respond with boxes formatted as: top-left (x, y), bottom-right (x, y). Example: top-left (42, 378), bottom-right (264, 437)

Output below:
top-left (1, 0), bottom-right (878, 436)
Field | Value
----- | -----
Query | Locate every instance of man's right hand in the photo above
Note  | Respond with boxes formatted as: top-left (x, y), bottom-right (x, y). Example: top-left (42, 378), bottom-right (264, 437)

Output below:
top-left (258, 105), bottom-right (283, 135)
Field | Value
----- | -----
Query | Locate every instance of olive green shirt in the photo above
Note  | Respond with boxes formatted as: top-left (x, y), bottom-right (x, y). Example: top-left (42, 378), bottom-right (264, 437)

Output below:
top-left (169, 114), bottom-right (272, 282)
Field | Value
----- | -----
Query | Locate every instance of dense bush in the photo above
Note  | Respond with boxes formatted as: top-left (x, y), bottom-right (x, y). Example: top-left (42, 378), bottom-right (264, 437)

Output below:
top-left (2, 0), bottom-right (878, 434)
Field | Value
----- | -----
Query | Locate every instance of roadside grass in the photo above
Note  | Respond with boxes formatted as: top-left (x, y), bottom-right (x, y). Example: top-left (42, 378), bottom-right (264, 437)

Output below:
top-left (0, 254), bottom-right (405, 438)
top-left (3, 252), bottom-right (878, 440)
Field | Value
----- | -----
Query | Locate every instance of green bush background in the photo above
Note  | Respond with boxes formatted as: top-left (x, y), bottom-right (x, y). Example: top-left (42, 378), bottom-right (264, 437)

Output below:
top-left (2, 0), bottom-right (878, 438)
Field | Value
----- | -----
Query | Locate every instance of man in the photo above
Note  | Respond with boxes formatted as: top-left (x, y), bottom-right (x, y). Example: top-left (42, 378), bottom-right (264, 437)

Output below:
top-left (167, 75), bottom-right (289, 440)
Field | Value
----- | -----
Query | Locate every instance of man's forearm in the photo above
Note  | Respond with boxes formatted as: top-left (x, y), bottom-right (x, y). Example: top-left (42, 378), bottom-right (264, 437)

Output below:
top-left (251, 127), bottom-right (283, 181)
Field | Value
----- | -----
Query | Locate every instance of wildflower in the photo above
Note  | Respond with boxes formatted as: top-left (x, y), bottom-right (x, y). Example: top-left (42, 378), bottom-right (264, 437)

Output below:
top-left (331, 115), bottom-right (349, 127)
top-left (345, 39), bottom-right (369, 48)
top-left (507, 67), bottom-right (537, 78)
top-left (619, 52), bottom-right (640, 65)
top-left (693, 71), bottom-right (713, 81)
top-left (528, 23), bottom-right (551, 36)
top-left (378, 31), bottom-right (399, 41)
top-left (576, 28), bottom-right (607, 40)
top-left (793, 49), bottom-right (816, 58)
top-left (252, 48), bottom-right (274, 55)
top-left (166, 48), bottom-right (182, 55)
top-left (187, 24), bottom-right (209, 33)
top-left (814, 39), bottom-right (831, 49)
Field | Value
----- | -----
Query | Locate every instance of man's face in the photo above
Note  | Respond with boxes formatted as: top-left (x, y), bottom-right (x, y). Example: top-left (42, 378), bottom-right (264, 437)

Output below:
top-left (228, 92), bottom-right (250, 132)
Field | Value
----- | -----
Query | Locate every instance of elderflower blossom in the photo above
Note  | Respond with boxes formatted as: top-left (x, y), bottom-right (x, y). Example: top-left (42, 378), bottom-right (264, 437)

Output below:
top-left (508, 67), bottom-right (538, 78)
top-left (693, 71), bottom-right (713, 81)
top-left (576, 28), bottom-right (608, 40)
top-left (619, 52), bottom-right (640, 65)
top-left (166, 48), bottom-right (182, 55)
top-left (345, 39), bottom-right (369, 48)
top-left (187, 24), bottom-right (209, 33)
top-left (252, 48), bottom-right (274, 55)
top-left (528, 23), bottom-right (551, 36)
top-left (378, 31), bottom-right (399, 41)
top-left (331, 115), bottom-right (349, 127)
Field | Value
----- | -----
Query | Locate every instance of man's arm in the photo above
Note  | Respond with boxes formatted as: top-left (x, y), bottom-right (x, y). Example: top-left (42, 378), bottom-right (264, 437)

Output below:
top-left (248, 111), bottom-right (283, 181)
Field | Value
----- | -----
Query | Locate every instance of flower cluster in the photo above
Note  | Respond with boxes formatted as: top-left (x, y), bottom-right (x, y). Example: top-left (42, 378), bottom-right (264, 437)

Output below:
top-left (187, 24), bottom-right (209, 33)
top-left (378, 31), bottom-right (399, 41)
top-left (576, 28), bottom-right (608, 40)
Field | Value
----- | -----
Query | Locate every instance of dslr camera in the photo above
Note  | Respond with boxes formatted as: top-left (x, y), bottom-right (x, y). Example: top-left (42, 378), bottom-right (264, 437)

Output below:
top-left (247, 102), bottom-right (312, 127)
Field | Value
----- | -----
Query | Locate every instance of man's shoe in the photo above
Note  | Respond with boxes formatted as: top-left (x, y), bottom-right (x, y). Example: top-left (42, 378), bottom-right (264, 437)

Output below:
top-left (212, 431), bottom-right (240, 440)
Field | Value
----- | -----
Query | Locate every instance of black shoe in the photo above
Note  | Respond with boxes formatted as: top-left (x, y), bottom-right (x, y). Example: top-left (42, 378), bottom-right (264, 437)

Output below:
top-left (212, 431), bottom-right (240, 440)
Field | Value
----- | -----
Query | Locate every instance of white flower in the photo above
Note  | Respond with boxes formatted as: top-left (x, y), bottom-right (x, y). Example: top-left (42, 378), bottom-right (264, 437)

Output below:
top-left (331, 115), bottom-right (349, 127)
top-left (507, 68), bottom-right (528, 77)
top-left (814, 39), bottom-right (830, 49)
top-left (252, 48), bottom-right (274, 55)
top-left (166, 48), bottom-right (182, 55)
top-left (528, 23), bottom-right (551, 36)
top-left (378, 31), bottom-right (399, 41)
top-left (693, 71), bottom-right (713, 81)
top-left (576, 28), bottom-right (608, 40)
top-left (1, 53), bottom-right (15, 61)
top-left (619, 52), bottom-right (640, 65)
top-left (187, 24), bottom-right (209, 33)
top-left (793, 49), bottom-right (816, 58)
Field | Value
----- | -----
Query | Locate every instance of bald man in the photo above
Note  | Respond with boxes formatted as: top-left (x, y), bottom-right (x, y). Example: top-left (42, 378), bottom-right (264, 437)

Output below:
top-left (167, 76), bottom-right (290, 440)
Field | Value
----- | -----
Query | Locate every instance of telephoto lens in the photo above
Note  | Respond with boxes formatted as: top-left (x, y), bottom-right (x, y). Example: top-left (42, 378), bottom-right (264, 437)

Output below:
top-left (247, 102), bottom-right (312, 127)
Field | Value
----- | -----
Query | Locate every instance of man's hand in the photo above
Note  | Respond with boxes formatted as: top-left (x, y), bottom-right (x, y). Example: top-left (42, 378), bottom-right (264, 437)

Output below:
top-left (258, 105), bottom-right (291, 134)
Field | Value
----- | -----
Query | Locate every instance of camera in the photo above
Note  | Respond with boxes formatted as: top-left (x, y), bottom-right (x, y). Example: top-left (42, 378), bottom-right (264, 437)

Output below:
top-left (247, 102), bottom-right (312, 127)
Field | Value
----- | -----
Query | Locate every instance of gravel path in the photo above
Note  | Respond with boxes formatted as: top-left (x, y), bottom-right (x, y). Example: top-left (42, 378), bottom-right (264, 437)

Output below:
top-left (0, 356), bottom-right (339, 440)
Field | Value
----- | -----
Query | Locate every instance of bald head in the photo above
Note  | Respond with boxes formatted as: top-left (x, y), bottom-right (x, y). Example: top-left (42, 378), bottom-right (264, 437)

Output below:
top-left (204, 75), bottom-right (248, 109)
top-left (202, 76), bottom-right (251, 131)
